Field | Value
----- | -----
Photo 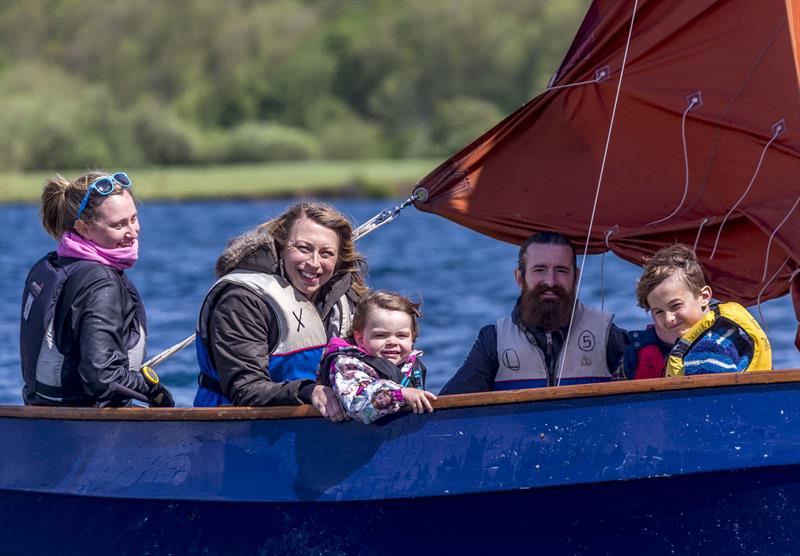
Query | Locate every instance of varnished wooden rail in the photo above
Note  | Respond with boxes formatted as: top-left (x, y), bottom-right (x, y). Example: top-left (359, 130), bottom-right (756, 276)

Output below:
top-left (1, 369), bottom-right (798, 421)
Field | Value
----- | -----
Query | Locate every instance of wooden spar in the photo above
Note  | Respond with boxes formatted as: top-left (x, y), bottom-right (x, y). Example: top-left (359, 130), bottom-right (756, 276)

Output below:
top-left (2, 368), bottom-right (798, 421)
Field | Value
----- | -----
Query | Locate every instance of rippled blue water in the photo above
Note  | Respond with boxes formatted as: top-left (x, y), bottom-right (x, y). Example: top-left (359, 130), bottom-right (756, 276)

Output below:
top-left (1, 199), bottom-right (797, 406)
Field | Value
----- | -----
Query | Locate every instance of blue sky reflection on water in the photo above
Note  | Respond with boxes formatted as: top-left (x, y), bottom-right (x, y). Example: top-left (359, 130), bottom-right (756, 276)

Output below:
top-left (1, 199), bottom-right (797, 406)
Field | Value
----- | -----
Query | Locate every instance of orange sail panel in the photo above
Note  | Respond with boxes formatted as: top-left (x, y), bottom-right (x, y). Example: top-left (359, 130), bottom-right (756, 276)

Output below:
top-left (415, 0), bottom-right (800, 318)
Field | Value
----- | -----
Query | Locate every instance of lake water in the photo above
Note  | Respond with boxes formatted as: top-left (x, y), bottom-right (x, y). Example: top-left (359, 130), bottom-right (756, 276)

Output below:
top-left (1, 199), bottom-right (797, 406)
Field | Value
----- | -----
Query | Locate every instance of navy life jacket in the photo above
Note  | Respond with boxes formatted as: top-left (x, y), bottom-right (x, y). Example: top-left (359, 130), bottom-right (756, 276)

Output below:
top-left (623, 326), bottom-right (669, 380)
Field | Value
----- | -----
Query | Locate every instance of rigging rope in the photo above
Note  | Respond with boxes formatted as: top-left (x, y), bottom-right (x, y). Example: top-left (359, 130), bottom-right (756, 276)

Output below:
top-left (143, 191), bottom-right (423, 370)
top-left (754, 190), bottom-right (800, 331)
top-left (756, 257), bottom-right (790, 331)
top-left (599, 226), bottom-right (618, 312)
top-left (557, 0), bottom-right (639, 387)
top-left (791, 269), bottom-right (800, 296)
top-left (692, 217), bottom-right (710, 253)
top-left (546, 66), bottom-right (611, 91)
top-left (710, 120), bottom-right (785, 260)
top-left (761, 192), bottom-right (800, 282)
top-left (431, 66), bottom-right (613, 207)
top-left (646, 93), bottom-right (701, 227)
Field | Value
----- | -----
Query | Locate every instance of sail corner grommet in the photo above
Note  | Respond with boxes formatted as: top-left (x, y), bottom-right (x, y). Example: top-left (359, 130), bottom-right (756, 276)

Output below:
top-left (686, 91), bottom-right (703, 109)
top-left (413, 187), bottom-right (429, 203)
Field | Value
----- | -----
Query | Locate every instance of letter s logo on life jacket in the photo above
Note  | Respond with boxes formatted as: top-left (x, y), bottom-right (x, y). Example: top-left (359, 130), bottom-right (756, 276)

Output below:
top-left (502, 349), bottom-right (521, 371)
top-left (578, 330), bottom-right (595, 352)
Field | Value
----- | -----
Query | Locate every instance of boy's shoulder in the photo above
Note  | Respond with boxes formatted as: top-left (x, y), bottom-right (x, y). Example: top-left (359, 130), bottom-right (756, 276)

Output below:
top-left (684, 311), bottom-right (755, 374)
top-left (695, 317), bottom-right (752, 348)
top-left (685, 302), bottom-right (764, 345)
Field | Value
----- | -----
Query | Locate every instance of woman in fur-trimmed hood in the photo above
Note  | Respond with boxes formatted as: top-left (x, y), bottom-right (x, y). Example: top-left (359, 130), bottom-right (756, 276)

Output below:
top-left (193, 202), bottom-right (367, 421)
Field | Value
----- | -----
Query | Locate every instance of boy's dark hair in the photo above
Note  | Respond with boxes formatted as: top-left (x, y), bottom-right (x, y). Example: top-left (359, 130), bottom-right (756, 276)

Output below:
top-left (635, 244), bottom-right (708, 310)
top-left (517, 232), bottom-right (577, 273)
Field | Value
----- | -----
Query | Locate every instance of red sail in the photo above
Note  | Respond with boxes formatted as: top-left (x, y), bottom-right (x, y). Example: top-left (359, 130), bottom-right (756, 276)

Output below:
top-left (415, 0), bottom-right (800, 329)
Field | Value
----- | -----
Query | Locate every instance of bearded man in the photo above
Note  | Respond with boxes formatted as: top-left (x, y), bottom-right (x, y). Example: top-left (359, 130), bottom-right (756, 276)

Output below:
top-left (440, 232), bottom-right (628, 393)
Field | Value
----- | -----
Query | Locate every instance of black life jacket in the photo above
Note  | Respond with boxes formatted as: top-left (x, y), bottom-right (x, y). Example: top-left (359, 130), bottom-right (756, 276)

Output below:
top-left (20, 252), bottom-right (146, 405)
top-left (21, 253), bottom-right (96, 403)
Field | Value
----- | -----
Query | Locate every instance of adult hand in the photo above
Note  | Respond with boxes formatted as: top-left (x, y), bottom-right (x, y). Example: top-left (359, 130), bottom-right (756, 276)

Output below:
top-left (401, 388), bottom-right (437, 414)
top-left (140, 366), bottom-right (175, 408)
top-left (148, 383), bottom-right (175, 408)
top-left (311, 384), bottom-right (349, 423)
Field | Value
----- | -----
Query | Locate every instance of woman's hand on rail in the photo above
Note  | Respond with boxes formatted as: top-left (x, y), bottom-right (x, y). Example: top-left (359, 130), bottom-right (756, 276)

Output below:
top-left (311, 384), bottom-right (350, 423)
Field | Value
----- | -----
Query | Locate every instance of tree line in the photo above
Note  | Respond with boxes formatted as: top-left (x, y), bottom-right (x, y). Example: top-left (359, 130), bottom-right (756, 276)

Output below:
top-left (0, 0), bottom-right (587, 170)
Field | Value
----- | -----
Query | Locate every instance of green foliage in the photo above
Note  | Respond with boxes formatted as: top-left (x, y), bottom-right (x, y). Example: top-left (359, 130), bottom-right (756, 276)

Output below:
top-left (0, 159), bottom-right (442, 203)
top-left (305, 98), bottom-right (385, 159)
top-left (223, 122), bottom-right (321, 163)
top-left (318, 117), bottom-right (385, 160)
top-left (0, 63), bottom-right (141, 169)
top-left (0, 0), bottom-right (589, 171)
top-left (130, 99), bottom-right (201, 165)
top-left (432, 97), bottom-right (504, 157)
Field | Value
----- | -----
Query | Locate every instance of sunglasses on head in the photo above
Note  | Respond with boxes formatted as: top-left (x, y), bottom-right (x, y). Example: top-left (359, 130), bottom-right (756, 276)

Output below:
top-left (75, 172), bottom-right (133, 221)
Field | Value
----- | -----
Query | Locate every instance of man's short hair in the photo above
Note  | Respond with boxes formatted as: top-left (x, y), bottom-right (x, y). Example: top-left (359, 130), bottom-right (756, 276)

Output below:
top-left (517, 232), bottom-right (577, 273)
top-left (635, 244), bottom-right (708, 309)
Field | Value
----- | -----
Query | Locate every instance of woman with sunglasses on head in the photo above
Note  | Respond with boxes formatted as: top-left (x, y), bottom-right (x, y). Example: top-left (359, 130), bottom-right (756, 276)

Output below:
top-left (20, 171), bottom-right (174, 407)
top-left (193, 202), bottom-right (367, 422)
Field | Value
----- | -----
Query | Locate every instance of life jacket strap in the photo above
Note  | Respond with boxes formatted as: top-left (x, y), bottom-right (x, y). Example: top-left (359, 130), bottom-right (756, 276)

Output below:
top-left (198, 372), bottom-right (224, 396)
top-left (669, 338), bottom-right (691, 359)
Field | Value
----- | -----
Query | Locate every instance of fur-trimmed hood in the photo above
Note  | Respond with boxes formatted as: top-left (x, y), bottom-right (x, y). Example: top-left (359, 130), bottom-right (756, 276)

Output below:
top-left (215, 227), bottom-right (280, 277)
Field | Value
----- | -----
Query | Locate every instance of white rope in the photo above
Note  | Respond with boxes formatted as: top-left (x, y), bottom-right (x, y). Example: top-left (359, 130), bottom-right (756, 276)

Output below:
top-left (599, 226), bottom-right (619, 311)
top-left (692, 217), bottom-right (710, 253)
top-left (756, 256), bottom-right (790, 331)
top-left (647, 94), bottom-right (701, 226)
top-left (791, 269), bottom-right (800, 299)
top-left (761, 192), bottom-right (800, 281)
top-left (557, 0), bottom-right (639, 387)
top-left (710, 122), bottom-right (783, 259)
top-left (546, 66), bottom-right (611, 91)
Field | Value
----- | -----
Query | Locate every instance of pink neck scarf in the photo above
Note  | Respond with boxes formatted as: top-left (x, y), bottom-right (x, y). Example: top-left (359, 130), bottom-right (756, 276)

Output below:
top-left (56, 231), bottom-right (139, 271)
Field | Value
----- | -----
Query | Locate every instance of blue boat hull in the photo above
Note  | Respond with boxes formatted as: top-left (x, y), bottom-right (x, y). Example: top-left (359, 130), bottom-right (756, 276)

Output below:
top-left (2, 466), bottom-right (798, 555)
top-left (1, 372), bottom-right (799, 554)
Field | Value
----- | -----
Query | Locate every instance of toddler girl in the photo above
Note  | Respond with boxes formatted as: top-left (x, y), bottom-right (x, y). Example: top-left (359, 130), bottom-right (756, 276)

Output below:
top-left (318, 291), bottom-right (437, 423)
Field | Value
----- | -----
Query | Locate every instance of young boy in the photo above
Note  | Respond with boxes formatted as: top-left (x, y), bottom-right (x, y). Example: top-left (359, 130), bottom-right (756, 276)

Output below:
top-left (624, 244), bottom-right (772, 377)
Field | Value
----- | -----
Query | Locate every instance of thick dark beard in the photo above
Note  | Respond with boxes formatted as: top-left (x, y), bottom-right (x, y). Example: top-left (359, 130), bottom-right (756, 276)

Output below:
top-left (519, 283), bottom-right (576, 331)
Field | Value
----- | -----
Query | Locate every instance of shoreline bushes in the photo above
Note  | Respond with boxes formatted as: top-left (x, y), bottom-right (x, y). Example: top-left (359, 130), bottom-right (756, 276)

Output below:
top-left (0, 0), bottom-right (587, 171)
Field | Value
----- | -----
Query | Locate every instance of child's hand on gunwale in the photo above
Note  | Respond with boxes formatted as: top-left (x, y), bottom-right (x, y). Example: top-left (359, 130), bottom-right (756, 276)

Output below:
top-left (401, 388), bottom-right (437, 414)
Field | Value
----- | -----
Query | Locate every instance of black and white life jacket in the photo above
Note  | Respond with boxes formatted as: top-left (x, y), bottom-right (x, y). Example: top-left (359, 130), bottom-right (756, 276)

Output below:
top-left (20, 252), bottom-right (146, 404)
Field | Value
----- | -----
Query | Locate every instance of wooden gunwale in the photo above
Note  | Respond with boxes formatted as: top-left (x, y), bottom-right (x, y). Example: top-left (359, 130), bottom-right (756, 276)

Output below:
top-left (1, 369), bottom-right (798, 421)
